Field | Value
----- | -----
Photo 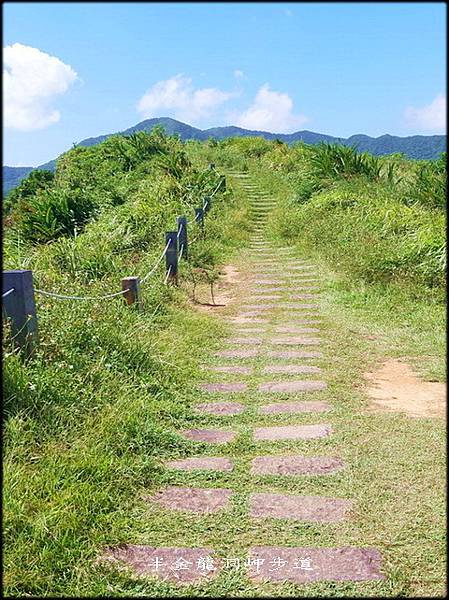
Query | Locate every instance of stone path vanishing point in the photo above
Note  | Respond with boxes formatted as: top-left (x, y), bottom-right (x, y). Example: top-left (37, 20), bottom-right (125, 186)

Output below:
top-left (101, 171), bottom-right (385, 590)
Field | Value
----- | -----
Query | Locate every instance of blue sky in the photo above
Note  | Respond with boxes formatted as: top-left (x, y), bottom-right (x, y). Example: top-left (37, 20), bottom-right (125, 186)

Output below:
top-left (3, 2), bottom-right (446, 166)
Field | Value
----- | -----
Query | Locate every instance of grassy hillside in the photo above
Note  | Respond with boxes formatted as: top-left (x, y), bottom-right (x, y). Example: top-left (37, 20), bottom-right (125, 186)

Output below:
top-left (3, 133), bottom-right (446, 596)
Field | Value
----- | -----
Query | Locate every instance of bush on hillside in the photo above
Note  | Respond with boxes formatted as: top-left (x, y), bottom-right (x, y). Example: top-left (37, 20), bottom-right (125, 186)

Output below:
top-left (3, 170), bottom-right (54, 216)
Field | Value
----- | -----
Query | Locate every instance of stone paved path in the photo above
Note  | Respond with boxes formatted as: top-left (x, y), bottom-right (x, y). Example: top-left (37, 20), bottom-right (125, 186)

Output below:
top-left (102, 170), bottom-right (384, 589)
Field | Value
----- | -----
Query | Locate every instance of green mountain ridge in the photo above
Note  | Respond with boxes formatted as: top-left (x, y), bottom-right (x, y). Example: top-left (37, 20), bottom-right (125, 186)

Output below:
top-left (3, 117), bottom-right (446, 194)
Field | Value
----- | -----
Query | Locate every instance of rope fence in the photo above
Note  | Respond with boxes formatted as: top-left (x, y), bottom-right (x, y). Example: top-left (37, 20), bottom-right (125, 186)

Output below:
top-left (2, 164), bottom-right (227, 354)
top-left (34, 287), bottom-right (130, 301)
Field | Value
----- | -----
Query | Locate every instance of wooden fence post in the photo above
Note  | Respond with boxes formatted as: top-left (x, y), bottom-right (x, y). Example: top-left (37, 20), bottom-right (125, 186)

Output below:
top-left (194, 207), bottom-right (204, 227)
top-left (177, 216), bottom-right (188, 260)
top-left (121, 276), bottom-right (141, 309)
top-left (220, 175), bottom-right (226, 192)
top-left (204, 196), bottom-right (211, 213)
top-left (165, 231), bottom-right (178, 284)
top-left (2, 269), bottom-right (38, 356)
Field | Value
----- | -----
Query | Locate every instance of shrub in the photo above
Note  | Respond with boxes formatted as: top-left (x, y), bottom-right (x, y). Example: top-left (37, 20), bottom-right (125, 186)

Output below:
top-left (18, 188), bottom-right (97, 243)
top-left (4, 170), bottom-right (54, 215)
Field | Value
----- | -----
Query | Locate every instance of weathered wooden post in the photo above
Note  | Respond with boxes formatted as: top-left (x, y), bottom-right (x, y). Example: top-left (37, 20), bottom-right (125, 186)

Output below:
top-left (195, 207), bottom-right (205, 239)
top-left (121, 276), bottom-right (141, 309)
top-left (203, 196), bottom-right (211, 213)
top-left (194, 207), bottom-right (204, 228)
top-left (2, 270), bottom-right (38, 356)
top-left (165, 231), bottom-right (178, 284)
top-left (177, 216), bottom-right (188, 260)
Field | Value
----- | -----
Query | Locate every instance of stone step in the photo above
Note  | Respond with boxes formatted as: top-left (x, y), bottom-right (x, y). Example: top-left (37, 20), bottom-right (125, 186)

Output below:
top-left (267, 350), bottom-right (323, 359)
top-left (100, 545), bottom-right (221, 583)
top-left (272, 327), bottom-right (320, 334)
top-left (270, 338), bottom-right (321, 346)
top-left (215, 349), bottom-right (258, 358)
top-left (209, 366), bottom-right (253, 374)
top-left (258, 380), bottom-right (327, 393)
top-left (249, 492), bottom-right (351, 522)
top-left (250, 455), bottom-right (343, 475)
top-left (277, 307), bottom-right (321, 314)
top-left (227, 317), bottom-right (268, 324)
top-left (181, 428), bottom-right (236, 443)
top-left (166, 457), bottom-right (234, 472)
top-left (247, 546), bottom-right (384, 583)
top-left (242, 304), bottom-right (277, 309)
top-left (226, 337), bottom-right (263, 344)
top-left (195, 402), bottom-right (245, 415)
top-left (262, 364), bottom-right (321, 374)
top-left (148, 486), bottom-right (232, 514)
top-left (259, 401), bottom-right (330, 414)
top-left (275, 322), bottom-right (321, 329)
top-left (254, 424), bottom-right (332, 440)
top-left (199, 383), bottom-right (247, 393)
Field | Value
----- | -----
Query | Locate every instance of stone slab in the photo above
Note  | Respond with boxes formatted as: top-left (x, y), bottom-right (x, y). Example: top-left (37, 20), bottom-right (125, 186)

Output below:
top-left (226, 337), bottom-right (262, 345)
top-left (195, 402), bottom-right (245, 415)
top-left (199, 383), bottom-right (247, 393)
top-left (166, 457), bottom-right (234, 472)
top-left (149, 486), bottom-right (232, 514)
top-left (267, 351), bottom-right (323, 359)
top-left (243, 304), bottom-right (277, 310)
top-left (247, 546), bottom-right (384, 582)
top-left (293, 279), bottom-right (320, 283)
top-left (234, 327), bottom-right (266, 333)
top-left (280, 303), bottom-right (319, 309)
top-left (287, 265), bottom-right (315, 270)
top-left (251, 455), bottom-right (344, 475)
top-left (272, 328), bottom-right (320, 336)
top-left (101, 545), bottom-right (220, 583)
top-left (270, 337), bottom-right (321, 346)
top-left (210, 366), bottom-right (253, 374)
top-left (258, 381), bottom-right (327, 393)
top-left (227, 317), bottom-right (268, 324)
top-left (254, 424), bottom-right (332, 440)
top-left (181, 429), bottom-right (236, 444)
top-left (259, 401), bottom-right (330, 414)
top-left (249, 492), bottom-right (351, 521)
top-left (238, 311), bottom-right (267, 317)
top-left (275, 326), bottom-right (320, 333)
top-left (263, 365), bottom-right (321, 374)
top-left (215, 349), bottom-right (258, 358)
top-left (248, 295), bottom-right (282, 300)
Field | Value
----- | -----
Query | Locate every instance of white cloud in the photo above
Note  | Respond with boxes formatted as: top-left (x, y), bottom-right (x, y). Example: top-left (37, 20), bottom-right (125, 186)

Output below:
top-left (137, 74), bottom-right (236, 124)
top-left (234, 84), bottom-right (307, 132)
top-left (404, 94), bottom-right (446, 132)
top-left (3, 43), bottom-right (78, 131)
top-left (234, 69), bottom-right (245, 80)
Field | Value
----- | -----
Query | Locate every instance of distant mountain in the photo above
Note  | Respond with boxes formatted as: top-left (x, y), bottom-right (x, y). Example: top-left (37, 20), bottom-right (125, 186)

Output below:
top-left (3, 117), bottom-right (446, 194)
top-left (3, 166), bottom-right (34, 194)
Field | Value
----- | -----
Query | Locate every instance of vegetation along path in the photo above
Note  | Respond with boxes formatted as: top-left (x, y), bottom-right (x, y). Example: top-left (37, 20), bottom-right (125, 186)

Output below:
top-left (95, 171), bottom-right (442, 597)
top-left (4, 135), bottom-right (445, 597)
